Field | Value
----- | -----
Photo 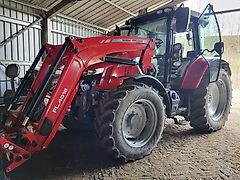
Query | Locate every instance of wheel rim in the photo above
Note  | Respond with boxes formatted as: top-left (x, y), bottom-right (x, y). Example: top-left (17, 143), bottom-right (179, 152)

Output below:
top-left (122, 99), bottom-right (158, 148)
top-left (207, 79), bottom-right (228, 122)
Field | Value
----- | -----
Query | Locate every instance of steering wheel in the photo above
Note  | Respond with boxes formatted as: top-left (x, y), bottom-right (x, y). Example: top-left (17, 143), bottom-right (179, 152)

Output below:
top-left (156, 38), bottom-right (164, 48)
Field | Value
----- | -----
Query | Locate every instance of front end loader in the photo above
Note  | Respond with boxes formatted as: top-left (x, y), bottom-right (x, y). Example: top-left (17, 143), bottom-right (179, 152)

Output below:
top-left (0, 4), bottom-right (232, 178)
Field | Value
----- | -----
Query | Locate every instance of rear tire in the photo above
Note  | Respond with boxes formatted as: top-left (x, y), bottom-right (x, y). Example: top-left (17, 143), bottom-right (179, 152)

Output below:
top-left (189, 68), bottom-right (232, 132)
top-left (95, 84), bottom-right (165, 161)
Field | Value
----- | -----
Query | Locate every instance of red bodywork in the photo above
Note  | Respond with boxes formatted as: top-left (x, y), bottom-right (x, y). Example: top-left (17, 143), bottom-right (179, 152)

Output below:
top-left (180, 56), bottom-right (209, 89)
top-left (0, 35), bottom-right (209, 173)
top-left (0, 36), bottom-right (155, 172)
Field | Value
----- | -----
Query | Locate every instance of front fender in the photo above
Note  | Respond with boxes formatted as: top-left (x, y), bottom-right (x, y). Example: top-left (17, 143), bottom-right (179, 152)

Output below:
top-left (129, 75), bottom-right (171, 117)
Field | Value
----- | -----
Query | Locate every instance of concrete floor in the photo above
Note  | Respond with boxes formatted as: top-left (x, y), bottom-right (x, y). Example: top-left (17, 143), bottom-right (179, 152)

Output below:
top-left (7, 90), bottom-right (240, 180)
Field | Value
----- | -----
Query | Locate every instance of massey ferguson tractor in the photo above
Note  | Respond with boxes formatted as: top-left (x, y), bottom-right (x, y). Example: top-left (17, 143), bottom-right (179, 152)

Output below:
top-left (0, 4), bottom-right (232, 179)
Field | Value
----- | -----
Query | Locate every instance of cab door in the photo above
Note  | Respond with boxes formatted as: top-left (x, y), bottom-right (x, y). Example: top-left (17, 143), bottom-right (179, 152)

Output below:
top-left (198, 4), bottom-right (223, 82)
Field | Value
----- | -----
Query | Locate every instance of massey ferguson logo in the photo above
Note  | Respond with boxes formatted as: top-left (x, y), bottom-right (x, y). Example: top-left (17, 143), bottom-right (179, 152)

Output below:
top-left (100, 38), bottom-right (148, 44)
top-left (53, 88), bottom-right (68, 113)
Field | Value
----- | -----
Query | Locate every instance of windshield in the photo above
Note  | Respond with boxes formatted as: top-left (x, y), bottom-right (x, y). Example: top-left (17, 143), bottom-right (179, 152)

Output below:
top-left (129, 18), bottom-right (168, 56)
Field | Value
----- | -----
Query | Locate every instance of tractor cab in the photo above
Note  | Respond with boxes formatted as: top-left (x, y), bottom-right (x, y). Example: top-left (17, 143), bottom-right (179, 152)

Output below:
top-left (116, 4), bottom-right (224, 88)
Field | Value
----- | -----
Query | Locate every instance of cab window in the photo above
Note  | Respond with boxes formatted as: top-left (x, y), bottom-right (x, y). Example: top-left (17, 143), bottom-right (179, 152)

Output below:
top-left (174, 31), bottom-right (194, 58)
top-left (129, 18), bottom-right (168, 56)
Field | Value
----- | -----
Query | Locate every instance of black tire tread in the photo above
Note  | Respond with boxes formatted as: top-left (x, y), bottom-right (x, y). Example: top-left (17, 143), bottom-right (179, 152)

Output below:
top-left (189, 68), bottom-right (232, 132)
top-left (95, 83), bottom-right (165, 161)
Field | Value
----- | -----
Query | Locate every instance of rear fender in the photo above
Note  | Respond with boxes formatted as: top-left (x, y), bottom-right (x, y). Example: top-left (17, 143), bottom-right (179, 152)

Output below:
top-left (180, 56), bottom-right (209, 89)
top-left (129, 75), bottom-right (171, 117)
top-left (221, 59), bottom-right (231, 76)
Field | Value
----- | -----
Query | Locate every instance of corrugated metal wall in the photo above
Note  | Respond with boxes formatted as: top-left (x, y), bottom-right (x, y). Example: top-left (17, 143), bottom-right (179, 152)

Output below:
top-left (50, 15), bottom-right (106, 45)
top-left (0, 0), bottom-right (41, 98)
top-left (0, 0), bottom-right (106, 100)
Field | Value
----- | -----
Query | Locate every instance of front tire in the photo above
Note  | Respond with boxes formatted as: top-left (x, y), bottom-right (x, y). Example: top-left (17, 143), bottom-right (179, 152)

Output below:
top-left (95, 84), bottom-right (166, 161)
top-left (189, 68), bottom-right (232, 132)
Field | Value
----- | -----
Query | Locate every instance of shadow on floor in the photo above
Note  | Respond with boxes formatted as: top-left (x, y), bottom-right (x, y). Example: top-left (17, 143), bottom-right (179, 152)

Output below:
top-left (8, 130), bottom-right (123, 180)
top-left (8, 122), bottom-right (211, 180)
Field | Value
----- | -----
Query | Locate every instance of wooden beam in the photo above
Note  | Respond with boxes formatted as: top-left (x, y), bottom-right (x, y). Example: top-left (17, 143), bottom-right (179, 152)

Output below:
top-left (102, 0), bottom-right (137, 16)
top-left (46, 0), bottom-right (80, 18)
top-left (41, 15), bottom-right (52, 45)
top-left (215, 8), bottom-right (240, 14)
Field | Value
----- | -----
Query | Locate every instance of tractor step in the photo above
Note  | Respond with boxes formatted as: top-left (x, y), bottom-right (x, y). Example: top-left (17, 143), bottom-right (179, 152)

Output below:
top-left (173, 117), bottom-right (189, 126)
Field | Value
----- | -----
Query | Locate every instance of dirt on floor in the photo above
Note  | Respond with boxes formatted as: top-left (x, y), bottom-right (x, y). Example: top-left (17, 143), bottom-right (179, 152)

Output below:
top-left (7, 90), bottom-right (240, 180)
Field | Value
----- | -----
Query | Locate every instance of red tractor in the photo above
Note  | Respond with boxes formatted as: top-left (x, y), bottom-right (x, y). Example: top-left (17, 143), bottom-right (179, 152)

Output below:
top-left (0, 4), bottom-right (232, 178)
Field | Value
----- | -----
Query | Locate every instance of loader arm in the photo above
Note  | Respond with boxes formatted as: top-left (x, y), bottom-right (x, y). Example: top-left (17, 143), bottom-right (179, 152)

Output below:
top-left (0, 36), bottom-right (155, 173)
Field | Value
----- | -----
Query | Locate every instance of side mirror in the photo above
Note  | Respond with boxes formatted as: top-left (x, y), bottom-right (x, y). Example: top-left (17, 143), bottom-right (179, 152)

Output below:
top-left (5, 64), bottom-right (20, 79)
top-left (175, 7), bottom-right (190, 33)
top-left (214, 42), bottom-right (224, 55)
